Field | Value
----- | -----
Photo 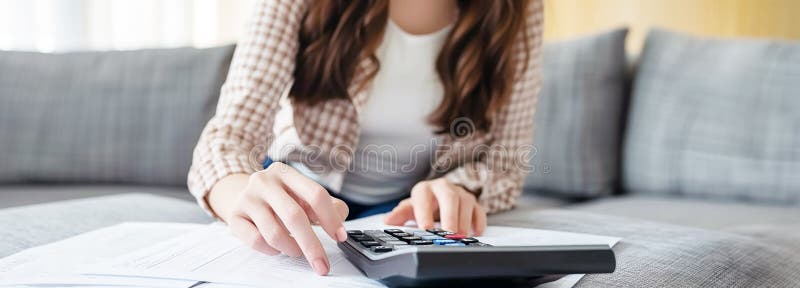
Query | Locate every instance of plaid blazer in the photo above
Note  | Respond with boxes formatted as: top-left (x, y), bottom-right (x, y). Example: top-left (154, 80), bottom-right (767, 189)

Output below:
top-left (188, 0), bottom-right (544, 214)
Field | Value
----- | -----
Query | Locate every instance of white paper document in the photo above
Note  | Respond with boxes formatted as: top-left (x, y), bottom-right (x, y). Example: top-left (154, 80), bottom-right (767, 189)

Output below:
top-left (81, 215), bottom-right (619, 288)
top-left (1, 215), bottom-right (620, 288)
top-left (83, 224), bottom-right (384, 288)
top-left (0, 222), bottom-right (204, 287)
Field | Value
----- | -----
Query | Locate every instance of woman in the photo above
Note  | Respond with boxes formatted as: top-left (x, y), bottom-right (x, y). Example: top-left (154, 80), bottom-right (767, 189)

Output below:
top-left (188, 0), bottom-right (543, 276)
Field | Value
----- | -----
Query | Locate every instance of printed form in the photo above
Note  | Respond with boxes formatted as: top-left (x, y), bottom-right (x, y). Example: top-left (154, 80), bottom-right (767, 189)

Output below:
top-left (85, 224), bottom-right (383, 288)
top-left (80, 215), bottom-right (619, 288)
top-left (0, 222), bottom-right (204, 287)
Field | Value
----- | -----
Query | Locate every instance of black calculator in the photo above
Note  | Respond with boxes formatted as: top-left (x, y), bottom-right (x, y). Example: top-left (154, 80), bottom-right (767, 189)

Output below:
top-left (337, 228), bottom-right (616, 287)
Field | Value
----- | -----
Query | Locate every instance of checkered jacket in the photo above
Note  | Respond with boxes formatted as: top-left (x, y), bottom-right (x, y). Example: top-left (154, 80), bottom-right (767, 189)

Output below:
top-left (188, 0), bottom-right (544, 214)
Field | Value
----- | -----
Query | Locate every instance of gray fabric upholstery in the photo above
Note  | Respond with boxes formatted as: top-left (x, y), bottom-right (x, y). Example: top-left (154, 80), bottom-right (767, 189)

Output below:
top-left (624, 29), bottom-right (800, 204)
top-left (0, 185), bottom-right (195, 209)
top-left (490, 210), bottom-right (800, 287)
top-left (569, 195), bottom-right (800, 230)
top-left (0, 192), bottom-right (567, 254)
top-left (2, 193), bottom-right (799, 287)
top-left (524, 28), bottom-right (629, 199)
top-left (511, 194), bottom-right (572, 212)
top-left (0, 46), bottom-right (234, 186)
top-left (725, 225), bottom-right (800, 251)
top-left (0, 193), bottom-right (212, 257)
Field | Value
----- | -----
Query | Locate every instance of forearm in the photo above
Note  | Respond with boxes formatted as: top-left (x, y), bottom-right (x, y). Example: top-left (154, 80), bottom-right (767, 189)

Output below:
top-left (187, 0), bottom-right (306, 214)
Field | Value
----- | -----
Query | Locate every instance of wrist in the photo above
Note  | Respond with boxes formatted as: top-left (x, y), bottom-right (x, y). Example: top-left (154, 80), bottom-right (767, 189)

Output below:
top-left (207, 173), bottom-right (250, 221)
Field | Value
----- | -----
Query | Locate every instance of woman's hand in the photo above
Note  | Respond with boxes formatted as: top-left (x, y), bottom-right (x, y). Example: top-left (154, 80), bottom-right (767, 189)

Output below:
top-left (207, 162), bottom-right (349, 276)
top-left (384, 178), bottom-right (487, 236)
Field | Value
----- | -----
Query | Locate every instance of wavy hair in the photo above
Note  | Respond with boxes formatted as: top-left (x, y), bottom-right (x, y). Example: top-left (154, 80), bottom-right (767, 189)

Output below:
top-left (290, 0), bottom-right (530, 133)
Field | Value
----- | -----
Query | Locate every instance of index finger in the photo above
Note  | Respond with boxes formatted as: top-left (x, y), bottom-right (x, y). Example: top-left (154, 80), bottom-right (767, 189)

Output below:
top-left (269, 162), bottom-right (347, 242)
top-left (430, 181), bottom-right (460, 232)
top-left (410, 183), bottom-right (436, 229)
top-left (265, 189), bottom-right (330, 276)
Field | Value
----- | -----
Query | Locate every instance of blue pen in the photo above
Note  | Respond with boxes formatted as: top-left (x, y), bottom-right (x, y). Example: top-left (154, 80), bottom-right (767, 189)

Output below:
top-left (262, 156), bottom-right (274, 169)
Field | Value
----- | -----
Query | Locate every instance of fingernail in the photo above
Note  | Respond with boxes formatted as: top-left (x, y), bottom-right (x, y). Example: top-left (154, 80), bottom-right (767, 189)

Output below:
top-left (312, 258), bottom-right (329, 275)
top-left (336, 227), bottom-right (348, 242)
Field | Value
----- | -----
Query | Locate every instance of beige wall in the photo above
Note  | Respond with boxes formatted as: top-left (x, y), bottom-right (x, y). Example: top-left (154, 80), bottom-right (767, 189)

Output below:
top-left (543, 0), bottom-right (800, 52)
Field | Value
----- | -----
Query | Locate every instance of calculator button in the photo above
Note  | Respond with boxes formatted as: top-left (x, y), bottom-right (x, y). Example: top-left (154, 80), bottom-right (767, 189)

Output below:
top-left (445, 242), bottom-right (467, 246)
top-left (360, 241), bottom-right (380, 247)
top-left (385, 241), bottom-right (407, 246)
top-left (410, 240), bottom-right (434, 245)
top-left (365, 231), bottom-right (390, 237)
top-left (426, 228), bottom-right (446, 233)
top-left (384, 229), bottom-right (404, 234)
top-left (421, 235), bottom-right (444, 240)
top-left (371, 246), bottom-right (393, 253)
top-left (460, 238), bottom-right (479, 244)
top-left (346, 230), bottom-right (363, 236)
top-left (392, 232), bottom-right (412, 237)
top-left (468, 242), bottom-right (492, 247)
top-left (435, 231), bottom-right (455, 236)
top-left (432, 239), bottom-right (457, 245)
top-left (351, 235), bottom-right (372, 241)
top-left (400, 236), bottom-right (422, 242)
top-left (445, 234), bottom-right (465, 240)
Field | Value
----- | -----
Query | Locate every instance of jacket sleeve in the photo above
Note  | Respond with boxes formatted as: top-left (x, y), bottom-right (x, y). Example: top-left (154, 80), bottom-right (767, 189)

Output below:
top-left (444, 0), bottom-right (544, 214)
top-left (187, 0), bottom-right (309, 213)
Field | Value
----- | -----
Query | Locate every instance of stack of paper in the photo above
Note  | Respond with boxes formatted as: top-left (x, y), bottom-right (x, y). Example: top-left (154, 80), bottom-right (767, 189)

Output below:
top-left (0, 214), bottom-right (620, 288)
top-left (0, 222), bottom-right (204, 287)
top-left (81, 224), bottom-right (384, 288)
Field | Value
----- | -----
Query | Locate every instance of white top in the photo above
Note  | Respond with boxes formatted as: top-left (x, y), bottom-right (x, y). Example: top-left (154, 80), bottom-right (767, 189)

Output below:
top-left (339, 20), bottom-right (453, 204)
top-left (271, 20), bottom-right (452, 204)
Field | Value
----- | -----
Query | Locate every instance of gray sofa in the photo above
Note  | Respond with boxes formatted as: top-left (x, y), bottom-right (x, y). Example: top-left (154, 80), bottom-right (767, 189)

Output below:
top-left (1, 28), bottom-right (799, 287)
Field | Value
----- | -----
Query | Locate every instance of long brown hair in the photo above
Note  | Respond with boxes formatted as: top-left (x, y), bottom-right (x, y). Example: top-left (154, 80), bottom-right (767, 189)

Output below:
top-left (291, 0), bottom-right (530, 133)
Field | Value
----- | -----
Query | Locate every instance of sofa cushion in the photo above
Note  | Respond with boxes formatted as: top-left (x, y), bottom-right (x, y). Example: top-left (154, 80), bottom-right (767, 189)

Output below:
top-left (569, 195), bottom-right (800, 230)
top-left (724, 225), bottom-right (800, 251)
top-left (523, 28), bottom-right (629, 199)
top-left (624, 29), bottom-right (800, 204)
top-left (0, 193), bottom-right (212, 258)
top-left (512, 193), bottom-right (573, 212)
top-left (489, 210), bottom-right (800, 287)
top-left (0, 46), bottom-right (234, 186)
top-left (0, 185), bottom-right (195, 209)
top-left (3, 194), bottom-right (798, 287)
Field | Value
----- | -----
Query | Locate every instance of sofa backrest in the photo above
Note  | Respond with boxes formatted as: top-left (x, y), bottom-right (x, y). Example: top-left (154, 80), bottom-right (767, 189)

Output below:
top-left (523, 28), bottom-right (630, 199)
top-left (0, 46), bottom-right (235, 186)
top-left (623, 29), bottom-right (800, 204)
